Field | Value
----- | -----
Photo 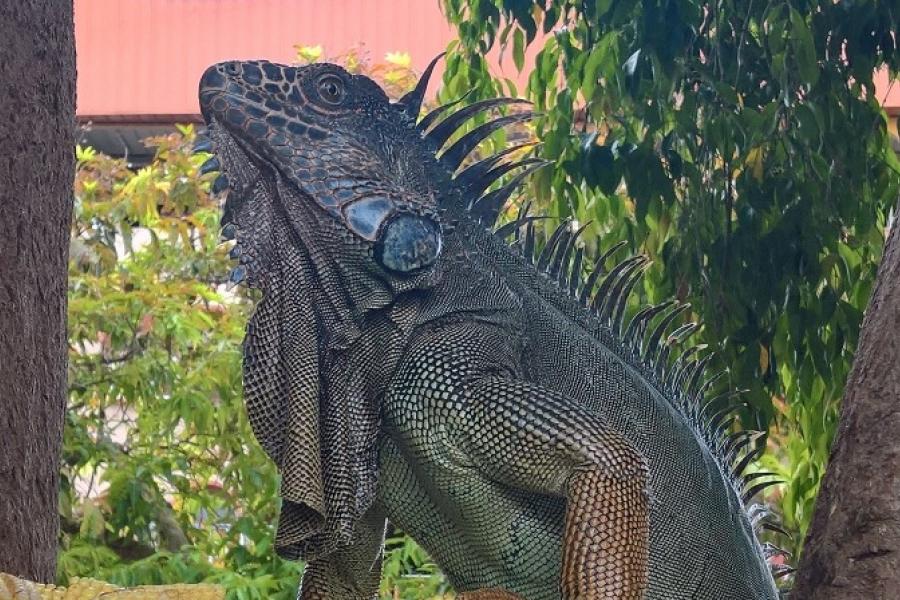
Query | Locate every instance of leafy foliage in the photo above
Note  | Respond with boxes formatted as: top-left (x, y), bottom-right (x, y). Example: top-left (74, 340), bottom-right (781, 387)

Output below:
top-left (296, 44), bottom-right (419, 96)
top-left (64, 133), bottom-right (301, 599)
top-left (439, 0), bottom-right (900, 555)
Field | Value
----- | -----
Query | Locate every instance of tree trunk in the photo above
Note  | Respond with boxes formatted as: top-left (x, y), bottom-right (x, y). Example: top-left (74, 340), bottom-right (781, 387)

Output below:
top-left (0, 1), bottom-right (75, 582)
top-left (793, 209), bottom-right (900, 599)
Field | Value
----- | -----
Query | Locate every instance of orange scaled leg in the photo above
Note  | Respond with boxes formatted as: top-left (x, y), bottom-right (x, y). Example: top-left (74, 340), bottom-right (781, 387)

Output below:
top-left (561, 468), bottom-right (650, 599)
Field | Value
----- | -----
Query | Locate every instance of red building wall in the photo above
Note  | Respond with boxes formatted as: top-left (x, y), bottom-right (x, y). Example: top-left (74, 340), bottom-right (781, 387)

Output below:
top-left (75, 1), bottom-right (898, 121)
top-left (75, 0), bottom-right (508, 121)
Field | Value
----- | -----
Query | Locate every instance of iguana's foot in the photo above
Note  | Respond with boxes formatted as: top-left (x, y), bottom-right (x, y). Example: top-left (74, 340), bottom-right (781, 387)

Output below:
top-left (457, 588), bottom-right (525, 599)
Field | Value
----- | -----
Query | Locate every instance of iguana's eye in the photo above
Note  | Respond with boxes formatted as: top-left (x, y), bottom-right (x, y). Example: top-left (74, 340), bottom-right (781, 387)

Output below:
top-left (316, 74), bottom-right (345, 105)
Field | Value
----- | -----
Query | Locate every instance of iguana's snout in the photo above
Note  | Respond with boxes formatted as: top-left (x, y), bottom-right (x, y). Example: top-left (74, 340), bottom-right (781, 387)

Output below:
top-left (198, 59), bottom-right (444, 275)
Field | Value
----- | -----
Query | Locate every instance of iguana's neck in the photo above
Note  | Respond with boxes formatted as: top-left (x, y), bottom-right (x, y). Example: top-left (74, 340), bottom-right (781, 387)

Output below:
top-left (413, 214), bottom-right (523, 329)
top-left (270, 177), bottom-right (405, 347)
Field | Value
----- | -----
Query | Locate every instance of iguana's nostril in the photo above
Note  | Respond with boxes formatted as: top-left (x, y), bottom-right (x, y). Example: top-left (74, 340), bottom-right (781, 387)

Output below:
top-left (199, 65), bottom-right (225, 90)
top-left (225, 62), bottom-right (241, 76)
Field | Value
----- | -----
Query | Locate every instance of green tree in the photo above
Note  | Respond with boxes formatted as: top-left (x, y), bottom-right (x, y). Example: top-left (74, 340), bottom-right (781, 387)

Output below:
top-left (438, 0), bottom-right (900, 560)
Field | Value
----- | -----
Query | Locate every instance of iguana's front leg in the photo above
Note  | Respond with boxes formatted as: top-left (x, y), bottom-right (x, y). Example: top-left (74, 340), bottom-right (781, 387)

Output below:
top-left (297, 505), bottom-right (387, 600)
top-left (391, 326), bottom-right (650, 599)
top-left (464, 376), bottom-right (650, 599)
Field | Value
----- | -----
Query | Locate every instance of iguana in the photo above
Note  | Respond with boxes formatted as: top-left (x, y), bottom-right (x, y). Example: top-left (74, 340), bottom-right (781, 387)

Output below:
top-left (196, 55), bottom-right (784, 599)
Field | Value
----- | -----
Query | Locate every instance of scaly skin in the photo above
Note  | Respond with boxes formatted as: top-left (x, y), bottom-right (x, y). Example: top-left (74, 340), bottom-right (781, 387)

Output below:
top-left (197, 58), bottom-right (780, 599)
top-left (0, 573), bottom-right (224, 600)
top-left (458, 590), bottom-right (526, 600)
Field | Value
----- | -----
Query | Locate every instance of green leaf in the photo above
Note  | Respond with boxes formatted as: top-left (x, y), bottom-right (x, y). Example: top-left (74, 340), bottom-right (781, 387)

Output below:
top-left (580, 34), bottom-right (616, 101)
top-left (595, 0), bottom-right (613, 17)
top-left (79, 502), bottom-right (106, 540)
top-left (513, 28), bottom-right (525, 72)
top-left (790, 8), bottom-right (819, 87)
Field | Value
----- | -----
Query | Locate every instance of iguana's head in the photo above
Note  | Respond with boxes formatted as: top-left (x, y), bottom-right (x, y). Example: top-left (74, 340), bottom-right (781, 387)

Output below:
top-left (199, 59), bottom-right (448, 289)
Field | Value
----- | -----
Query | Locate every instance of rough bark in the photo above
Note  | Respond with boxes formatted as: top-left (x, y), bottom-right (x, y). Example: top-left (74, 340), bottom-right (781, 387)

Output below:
top-left (0, 1), bottom-right (76, 582)
top-left (793, 210), bottom-right (900, 599)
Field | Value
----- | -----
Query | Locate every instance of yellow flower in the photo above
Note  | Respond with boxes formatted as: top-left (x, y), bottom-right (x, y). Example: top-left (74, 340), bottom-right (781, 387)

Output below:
top-left (385, 51), bottom-right (411, 68)
top-left (295, 44), bottom-right (323, 63)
